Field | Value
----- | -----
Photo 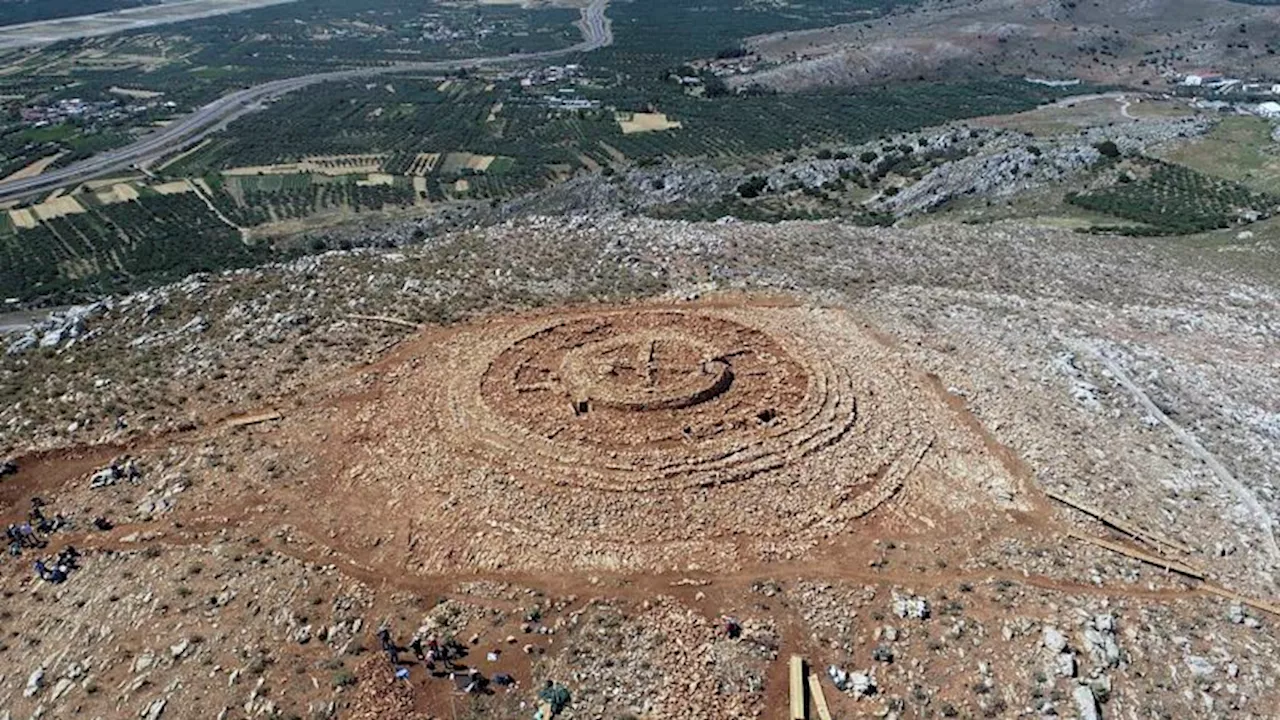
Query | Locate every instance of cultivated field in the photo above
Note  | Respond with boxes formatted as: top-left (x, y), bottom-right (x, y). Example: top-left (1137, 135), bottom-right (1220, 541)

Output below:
top-left (223, 154), bottom-right (389, 178)
top-left (1159, 116), bottom-right (1280, 194)
top-left (617, 111), bottom-right (683, 134)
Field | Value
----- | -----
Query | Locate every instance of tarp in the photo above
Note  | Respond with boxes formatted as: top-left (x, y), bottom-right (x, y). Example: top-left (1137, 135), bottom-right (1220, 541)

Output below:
top-left (537, 683), bottom-right (571, 714)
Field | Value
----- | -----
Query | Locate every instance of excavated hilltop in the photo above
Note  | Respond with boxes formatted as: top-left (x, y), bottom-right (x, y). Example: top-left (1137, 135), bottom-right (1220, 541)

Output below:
top-left (0, 215), bottom-right (1278, 719)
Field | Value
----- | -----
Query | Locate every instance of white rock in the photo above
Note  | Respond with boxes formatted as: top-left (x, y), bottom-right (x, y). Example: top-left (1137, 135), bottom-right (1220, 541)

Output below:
top-left (1055, 652), bottom-right (1077, 678)
top-left (1073, 685), bottom-right (1099, 720)
top-left (850, 671), bottom-right (875, 699)
top-left (1185, 655), bottom-right (1214, 677)
top-left (142, 698), bottom-right (166, 720)
top-left (170, 639), bottom-right (191, 659)
top-left (827, 665), bottom-right (849, 691)
top-left (5, 331), bottom-right (37, 355)
top-left (892, 595), bottom-right (929, 620)
top-left (38, 328), bottom-right (65, 349)
top-left (24, 668), bottom-right (44, 698)
top-left (1043, 627), bottom-right (1068, 654)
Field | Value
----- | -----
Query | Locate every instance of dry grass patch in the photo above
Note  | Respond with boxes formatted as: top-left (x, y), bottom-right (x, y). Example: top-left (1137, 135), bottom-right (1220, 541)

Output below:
top-left (108, 86), bottom-right (164, 99)
top-left (408, 153), bottom-right (441, 176)
top-left (8, 208), bottom-right (36, 229)
top-left (80, 175), bottom-right (143, 191)
top-left (617, 112), bottom-right (682, 134)
top-left (31, 195), bottom-right (86, 220)
top-left (95, 183), bottom-right (141, 205)
top-left (356, 173), bottom-right (396, 187)
top-left (153, 180), bottom-right (195, 195)
top-left (439, 152), bottom-right (497, 174)
top-left (1, 151), bottom-right (66, 182)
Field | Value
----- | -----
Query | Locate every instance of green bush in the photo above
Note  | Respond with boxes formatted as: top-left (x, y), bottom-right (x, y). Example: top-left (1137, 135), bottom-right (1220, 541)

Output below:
top-left (737, 176), bottom-right (768, 199)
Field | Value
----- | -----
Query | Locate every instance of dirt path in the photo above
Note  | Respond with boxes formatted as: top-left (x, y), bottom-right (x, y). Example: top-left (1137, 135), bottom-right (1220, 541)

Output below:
top-left (1118, 95), bottom-right (1136, 119)
top-left (188, 176), bottom-right (247, 240)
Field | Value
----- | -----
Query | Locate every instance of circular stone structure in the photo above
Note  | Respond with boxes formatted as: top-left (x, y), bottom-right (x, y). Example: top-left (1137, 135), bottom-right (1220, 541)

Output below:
top-left (431, 305), bottom-right (928, 501)
top-left (470, 311), bottom-right (841, 492)
top-left (349, 300), bottom-right (999, 572)
top-left (557, 330), bottom-right (733, 413)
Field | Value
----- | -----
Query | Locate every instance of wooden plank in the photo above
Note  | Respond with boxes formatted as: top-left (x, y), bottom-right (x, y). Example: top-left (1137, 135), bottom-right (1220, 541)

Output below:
top-left (225, 411), bottom-right (282, 428)
top-left (345, 313), bottom-right (422, 330)
top-left (1067, 531), bottom-right (1204, 579)
top-left (1048, 490), bottom-right (1193, 555)
top-left (808, 673), bottom-right (832, 720)
top-left (1071, 533), bottom-right (1280, 616)
top-left (789, 655), bottom-right (806, 720)
top-left (1202, 583), bottom-right (1280, 618)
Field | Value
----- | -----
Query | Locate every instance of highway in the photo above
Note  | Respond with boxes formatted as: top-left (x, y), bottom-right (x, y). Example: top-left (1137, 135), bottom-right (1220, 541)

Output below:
top-left (0, 0), bottom-right (612, 205)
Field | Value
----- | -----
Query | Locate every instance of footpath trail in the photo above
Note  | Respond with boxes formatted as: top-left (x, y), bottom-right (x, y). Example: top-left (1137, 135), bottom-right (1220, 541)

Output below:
top-left (0, 0), bottom-right (613, 205)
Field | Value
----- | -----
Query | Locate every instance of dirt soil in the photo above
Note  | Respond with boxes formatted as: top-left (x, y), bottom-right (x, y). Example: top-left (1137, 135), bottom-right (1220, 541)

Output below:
top-left (1, 216), bottom-right (1279, 718)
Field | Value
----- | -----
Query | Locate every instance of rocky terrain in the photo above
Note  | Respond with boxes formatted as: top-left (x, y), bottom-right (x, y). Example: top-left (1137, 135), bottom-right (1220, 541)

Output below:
top-left (1, 211), bottom-right (1279, 718)
top-left (734, 0), bottom-right (1280, 92)
top-left (501, 96), bottom-right (1214, 225)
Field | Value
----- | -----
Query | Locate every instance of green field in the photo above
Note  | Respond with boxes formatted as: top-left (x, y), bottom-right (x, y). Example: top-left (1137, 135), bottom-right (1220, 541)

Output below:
top-left (209, 172), bottom-right (417, 228)
top-left (1160, 116), bottom-right (1280, 194)
top-left (1067, 157), bottom-right (1280, 235)
top-left (488, 156), bottom-right (516, 174)
top-left (160, 75), bottom-right (1072, 198)
top-left (19, 124), bottom-right (77, 143)
top-left (231, 173), bottom-right (314, 193)
top-left (0, 194), bottom-right (272, 303)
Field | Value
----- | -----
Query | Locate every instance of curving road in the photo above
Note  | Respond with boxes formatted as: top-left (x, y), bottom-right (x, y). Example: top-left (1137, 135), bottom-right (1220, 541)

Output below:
top-left (0, 0), bottom-right (612, 205)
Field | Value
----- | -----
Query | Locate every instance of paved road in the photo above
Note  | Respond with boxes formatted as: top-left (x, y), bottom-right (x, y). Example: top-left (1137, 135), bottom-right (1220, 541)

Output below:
top-left (0, 0), bottom-right (612, 205)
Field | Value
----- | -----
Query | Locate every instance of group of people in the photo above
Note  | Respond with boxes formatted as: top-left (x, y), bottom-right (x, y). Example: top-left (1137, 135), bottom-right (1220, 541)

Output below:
top-left (378, 628), bottom-right (456, 671)
top-left (380, 628), bottom-right (464, 671)
top-left (378, 627), bottom-right (512, 696)
top-left (7, 498), bottom-right (68, 557)
top-left (33, 545), bottom-right (79, 584)
top-left (4, 498), bottom-right (88, 584)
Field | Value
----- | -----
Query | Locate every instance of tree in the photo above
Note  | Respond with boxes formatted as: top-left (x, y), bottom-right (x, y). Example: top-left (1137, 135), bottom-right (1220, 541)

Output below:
top-left (737, 176), bottom-right (768, 199)
top-left (1094, 140), bottom-right (1121, 158)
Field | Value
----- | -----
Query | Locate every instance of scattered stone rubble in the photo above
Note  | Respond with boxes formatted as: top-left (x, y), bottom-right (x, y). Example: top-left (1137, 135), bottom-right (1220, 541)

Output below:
top-left (0, 212), bottom-right (1278, 717)
top-left (4, 301), bottom-right (111, 355)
